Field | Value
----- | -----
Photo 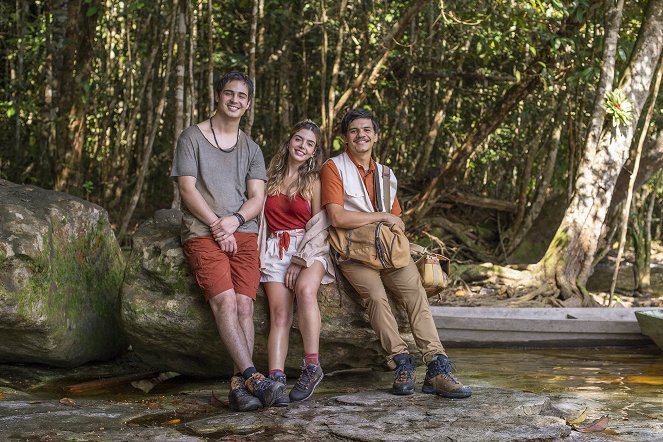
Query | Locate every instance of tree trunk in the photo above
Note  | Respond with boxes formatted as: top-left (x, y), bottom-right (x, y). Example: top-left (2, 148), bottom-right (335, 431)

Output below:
top-left (207, 0), bottom-right (214, 112)
top-left (325, 0), bottom-right (348, 154)
top-left (631, 180), bottom-right (658, 295)
top-left (608, 50), bottom-right (662, 304)
top-left (505, 108), bottom-right (563, 255)
top-left (583, 0), bottom-right (625, 158)
top-left (171, 0), bottom-right (186, 210)
top-left (332, 0), bottom-right (427, 116)
top-left (53, 0), bottom-right (101, 192)
top-left (118, 4), bottom-right (177, 242)
top-left (531, 0), bottom-right (663, 304)
top-left (245, 0), bottom-right (259, 136)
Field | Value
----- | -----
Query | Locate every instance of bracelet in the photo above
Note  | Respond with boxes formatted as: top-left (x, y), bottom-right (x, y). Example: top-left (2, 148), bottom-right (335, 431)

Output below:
top-left (232, 212), bottom-right (245, 226)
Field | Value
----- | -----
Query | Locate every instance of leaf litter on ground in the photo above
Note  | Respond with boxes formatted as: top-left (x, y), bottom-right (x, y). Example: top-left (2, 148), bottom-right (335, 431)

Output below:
top-left (572, 415), bottom-right (610, 433)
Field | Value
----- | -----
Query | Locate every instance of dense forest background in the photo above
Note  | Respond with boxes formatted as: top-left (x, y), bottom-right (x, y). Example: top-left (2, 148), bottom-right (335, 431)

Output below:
top-left (1, 0), bottom-right (662, 304)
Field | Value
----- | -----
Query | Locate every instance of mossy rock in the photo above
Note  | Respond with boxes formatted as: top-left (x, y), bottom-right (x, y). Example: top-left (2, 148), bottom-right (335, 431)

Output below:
top-left (0, 180), bottom-right (126, 366)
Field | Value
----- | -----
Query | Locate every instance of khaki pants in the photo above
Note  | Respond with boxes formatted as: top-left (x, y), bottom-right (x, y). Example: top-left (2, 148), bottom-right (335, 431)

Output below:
top-left (339, 258), bottom-right (445, 368)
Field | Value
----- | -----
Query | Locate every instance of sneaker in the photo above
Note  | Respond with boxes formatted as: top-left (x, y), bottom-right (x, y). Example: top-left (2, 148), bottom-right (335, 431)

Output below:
top-left (268, 372), bottom-right (290, 407)
top-left (392, 353), bottom-right (416, 395)
top-left (422, 354), bottom-right (472, 398)
top-left (244, 372), bottom-right (286, 407)
top-left (289, 362), bottom-right (324, 402)
top-left (228, 375), bottom-right (262, 411)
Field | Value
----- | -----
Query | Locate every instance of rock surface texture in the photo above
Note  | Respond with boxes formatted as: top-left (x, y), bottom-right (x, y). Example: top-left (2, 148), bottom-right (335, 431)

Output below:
top-left (0, 179), bottom-right (126, 366)
top-left (121, 209), bottom-right (415, 377)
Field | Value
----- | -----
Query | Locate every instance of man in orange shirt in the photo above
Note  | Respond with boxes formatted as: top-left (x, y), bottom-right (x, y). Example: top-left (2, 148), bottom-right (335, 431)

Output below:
top-left (320, 108), bottom-right (471, 399)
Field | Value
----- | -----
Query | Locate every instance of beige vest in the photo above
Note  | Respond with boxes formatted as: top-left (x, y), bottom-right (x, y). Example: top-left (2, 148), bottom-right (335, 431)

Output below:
top-left (330, 152), bottom-right (397, 213)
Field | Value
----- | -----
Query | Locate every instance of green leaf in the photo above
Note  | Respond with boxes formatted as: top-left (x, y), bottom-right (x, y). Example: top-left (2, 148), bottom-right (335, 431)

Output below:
top-left (86, 5), bottom-right (98, 16)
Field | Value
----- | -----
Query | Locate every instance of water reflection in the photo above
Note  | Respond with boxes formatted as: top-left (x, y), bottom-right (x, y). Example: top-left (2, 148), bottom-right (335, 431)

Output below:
top-left (449, 346), bottom-right (663, 421)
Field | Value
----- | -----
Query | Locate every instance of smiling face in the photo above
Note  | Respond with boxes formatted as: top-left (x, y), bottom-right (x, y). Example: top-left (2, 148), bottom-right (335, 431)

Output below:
top-left (344, 117), bottom-right (378, 157)
top-left (216, 80), bottom-right (251, 120)
top-left (288, 128), bottom-right (318, 165)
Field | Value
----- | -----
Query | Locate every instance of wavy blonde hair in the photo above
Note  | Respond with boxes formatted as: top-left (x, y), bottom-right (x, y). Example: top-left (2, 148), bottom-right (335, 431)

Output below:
top-left (266, 120), bottom-right (322, 200)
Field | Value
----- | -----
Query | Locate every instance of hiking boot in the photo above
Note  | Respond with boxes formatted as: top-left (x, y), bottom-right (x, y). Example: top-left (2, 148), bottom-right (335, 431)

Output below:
top-left (392, 353), bottom-right (416, 395)
top-left (422, 354), bottom-right (472, 398)
top-left (228, 375), bottom-right (262, 411)
top-left (289, 362), bottom-right (324, 402)
top-left (268, 372), bottom-right (290, 407)
top-left (244, 372), bottom-right (286, 407)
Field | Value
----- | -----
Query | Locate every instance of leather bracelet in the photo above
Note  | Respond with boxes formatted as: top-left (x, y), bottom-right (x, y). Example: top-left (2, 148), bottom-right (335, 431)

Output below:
top-left (232, 212), bottom-right (245, 226)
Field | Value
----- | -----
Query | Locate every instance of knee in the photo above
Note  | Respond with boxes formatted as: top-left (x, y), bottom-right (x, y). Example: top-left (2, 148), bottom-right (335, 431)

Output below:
top-left (295, 283), bottom-right (319, 305)
top-left (270, 306), bottom-right (293, 328)
top-left (209, 293), bottom-right (236, 316)
top-left (235, 297), bottom-right (254, 321)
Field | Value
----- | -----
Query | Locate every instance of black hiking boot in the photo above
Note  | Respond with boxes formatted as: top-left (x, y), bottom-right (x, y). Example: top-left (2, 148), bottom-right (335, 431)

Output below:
top-left (289, 362), bottom-right (324, 402)
top-left (268, 372), bottom-right (290, 407)
top-left (392, 353), bottom-right (416, 395)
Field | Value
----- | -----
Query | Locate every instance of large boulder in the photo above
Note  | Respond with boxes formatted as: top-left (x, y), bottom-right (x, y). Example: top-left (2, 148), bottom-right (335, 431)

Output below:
top-left (121, 209), bottom-right (414, 377)
top-left (0, 180), bottom-right (126, 366)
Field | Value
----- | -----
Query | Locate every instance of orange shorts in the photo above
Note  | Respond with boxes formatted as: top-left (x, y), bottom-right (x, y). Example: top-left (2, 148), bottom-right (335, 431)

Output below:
top-left (182, 233), bottom-right (260, 301)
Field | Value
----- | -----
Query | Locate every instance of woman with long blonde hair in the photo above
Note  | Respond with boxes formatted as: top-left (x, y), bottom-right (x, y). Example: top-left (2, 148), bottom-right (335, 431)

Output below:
top-left (259, 120), bottom-right (334, 406)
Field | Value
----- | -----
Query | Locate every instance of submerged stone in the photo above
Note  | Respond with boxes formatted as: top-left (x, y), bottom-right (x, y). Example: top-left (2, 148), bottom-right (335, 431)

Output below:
top-left (0, 180), bottom-right (126, 366)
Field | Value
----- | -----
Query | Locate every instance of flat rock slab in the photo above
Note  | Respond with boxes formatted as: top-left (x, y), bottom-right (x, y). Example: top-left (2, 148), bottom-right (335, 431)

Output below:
top-left (0, 398), bottom-right (202, 441)
top-left (185, 387), bottom-right (572, 441)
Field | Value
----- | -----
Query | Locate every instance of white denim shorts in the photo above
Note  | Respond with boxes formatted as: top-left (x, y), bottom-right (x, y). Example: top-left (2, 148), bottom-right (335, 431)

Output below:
top-left (260, 228), bottom-right (328, 284)
top-left (260, 229), bottom-right (304, 283)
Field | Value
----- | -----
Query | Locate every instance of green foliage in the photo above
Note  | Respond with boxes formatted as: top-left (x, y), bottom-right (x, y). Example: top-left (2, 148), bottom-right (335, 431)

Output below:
top-left (0, 0), bottom-right (660, 248)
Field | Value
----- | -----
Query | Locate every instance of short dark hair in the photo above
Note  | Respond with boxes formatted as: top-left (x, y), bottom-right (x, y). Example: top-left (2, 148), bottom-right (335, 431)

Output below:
top-left (214, 71), bottom-right (254, 101)
top-left (340, 108), bottom-right (380, 135)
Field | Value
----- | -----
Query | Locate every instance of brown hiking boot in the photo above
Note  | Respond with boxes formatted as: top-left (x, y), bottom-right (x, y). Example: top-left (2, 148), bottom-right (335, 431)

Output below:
top-left (228, 375), bottom-right (262, 411)
top-left (422, 355), bottom-right (472, 399)
top-left (244, 372), bottom-right (285, 407)
top-left (392, 353), bottom-right (416, 395)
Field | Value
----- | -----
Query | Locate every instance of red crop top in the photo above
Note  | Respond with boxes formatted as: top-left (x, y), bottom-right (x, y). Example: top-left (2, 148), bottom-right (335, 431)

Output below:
top-left (264, 193), bottom-right (311, 232)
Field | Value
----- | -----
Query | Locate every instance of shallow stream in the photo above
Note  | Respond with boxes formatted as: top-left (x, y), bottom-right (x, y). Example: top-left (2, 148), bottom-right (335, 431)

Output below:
top-left (1, 346), bottom-right (661, 440)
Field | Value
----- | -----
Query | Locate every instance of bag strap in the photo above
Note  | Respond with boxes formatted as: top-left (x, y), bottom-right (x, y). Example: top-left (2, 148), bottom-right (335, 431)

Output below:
top-left (410, 243), bottom-right (426, 255)
top-left (373, 163), bottom-right (383, 212)
top-left (382, 165), bottom-right (391, 213)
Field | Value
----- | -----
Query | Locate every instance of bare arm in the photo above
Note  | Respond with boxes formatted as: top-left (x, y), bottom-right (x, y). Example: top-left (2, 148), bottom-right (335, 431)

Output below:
top-left (325, 203), bottom-right (405, 231)
top-left (177, 176), bottom-right (218, 226)
top-left (311, 179), bottom-right (321, 215)
top-left (212, 178), bottom-right (265, 237)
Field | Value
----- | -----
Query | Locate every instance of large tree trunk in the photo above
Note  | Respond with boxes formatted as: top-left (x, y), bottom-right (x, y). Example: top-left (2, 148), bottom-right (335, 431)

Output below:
top-left (53, 0), bottom-right (101, 192)
top-left (531, 0), bottom-right (663, 305)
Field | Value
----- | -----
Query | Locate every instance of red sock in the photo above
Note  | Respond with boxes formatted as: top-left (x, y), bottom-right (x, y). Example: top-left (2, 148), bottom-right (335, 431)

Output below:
top-left (269, 369), bottom-right (285, 377)
top-left (304, 353), bottom-right (319, 366)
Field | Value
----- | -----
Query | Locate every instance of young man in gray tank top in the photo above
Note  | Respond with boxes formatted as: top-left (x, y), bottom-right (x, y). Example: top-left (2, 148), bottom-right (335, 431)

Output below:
top-left (171, 71), bottom-right (283, 411)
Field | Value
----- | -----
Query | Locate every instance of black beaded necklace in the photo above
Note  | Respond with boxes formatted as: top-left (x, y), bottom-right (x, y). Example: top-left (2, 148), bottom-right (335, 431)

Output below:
top-left (209, 117), bottom-right (239, 152)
